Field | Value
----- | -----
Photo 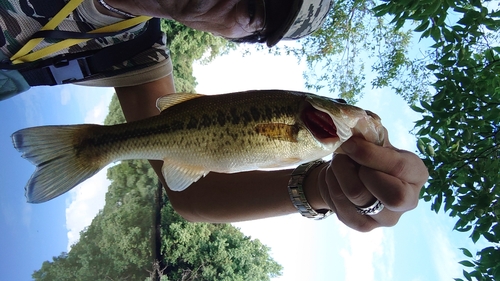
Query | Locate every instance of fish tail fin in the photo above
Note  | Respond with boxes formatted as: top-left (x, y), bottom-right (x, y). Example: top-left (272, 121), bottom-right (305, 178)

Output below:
top-left (12, 124), bottom-right (106, 203)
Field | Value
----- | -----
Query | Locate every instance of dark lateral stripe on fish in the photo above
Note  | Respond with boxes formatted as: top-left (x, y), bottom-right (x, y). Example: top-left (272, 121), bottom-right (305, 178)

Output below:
top-left (75, 104), bottom-right (299, 151)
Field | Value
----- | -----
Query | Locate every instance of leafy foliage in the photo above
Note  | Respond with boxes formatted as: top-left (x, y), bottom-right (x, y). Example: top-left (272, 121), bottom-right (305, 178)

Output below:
top-left (282, 0), bottom-right (431, 104)
top-left (375, 0), bottom-right (500, 280)
top-left (160, 201), bottom-right (282, 281)
top-left (32, 159), bottom-right (157, 280)
top-left (161, 20), bottom-right (235, 93)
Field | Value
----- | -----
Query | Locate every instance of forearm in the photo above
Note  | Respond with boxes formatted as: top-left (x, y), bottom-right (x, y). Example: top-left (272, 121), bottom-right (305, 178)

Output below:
top-left (170, 170), bottom-right (296, 222)
top-left (150, 158), bottom-right (328, 223)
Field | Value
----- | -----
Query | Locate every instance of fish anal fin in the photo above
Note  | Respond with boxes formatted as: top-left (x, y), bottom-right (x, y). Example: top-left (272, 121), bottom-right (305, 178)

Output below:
top-left (254, 123), bottom-right (299, 142)
top-left (156, 93), bottom-right (203, 112)
top-left (162, 160), bottom-right (208, 191)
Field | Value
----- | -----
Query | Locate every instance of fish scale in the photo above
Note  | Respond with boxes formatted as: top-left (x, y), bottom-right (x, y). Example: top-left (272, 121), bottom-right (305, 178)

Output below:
top-left (12, 89), bottom-right (384, 203)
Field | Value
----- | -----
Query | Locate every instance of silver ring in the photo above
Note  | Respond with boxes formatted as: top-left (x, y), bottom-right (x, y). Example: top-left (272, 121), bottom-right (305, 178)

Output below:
top-left (355, 199), bottom-right (384, 216)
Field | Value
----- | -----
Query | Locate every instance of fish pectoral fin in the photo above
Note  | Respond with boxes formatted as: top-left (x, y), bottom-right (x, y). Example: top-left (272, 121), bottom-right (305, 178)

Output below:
top-left (162, 160), bottom-right (208, 192)
top-left (254, 123), bottom-right (299, 142)
top-left (156, 93), bottom-right (203, 112)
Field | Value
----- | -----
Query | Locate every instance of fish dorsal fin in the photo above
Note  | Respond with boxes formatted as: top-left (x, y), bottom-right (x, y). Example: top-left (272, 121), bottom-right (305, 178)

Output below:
top-left (156, 93), bottom-right (203, 112)
top-left (161, 159), bottom-right (208, 191)
top-left (254, 123), bottom-right (299, 142)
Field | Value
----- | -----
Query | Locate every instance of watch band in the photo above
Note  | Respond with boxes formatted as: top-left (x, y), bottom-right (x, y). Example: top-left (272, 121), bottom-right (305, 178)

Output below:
top-left (288, 160), bottom-right (333, 220)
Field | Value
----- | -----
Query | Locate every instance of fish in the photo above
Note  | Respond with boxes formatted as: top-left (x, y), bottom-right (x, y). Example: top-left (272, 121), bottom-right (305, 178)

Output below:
top-left (11, 90), bottom-right (385, 203)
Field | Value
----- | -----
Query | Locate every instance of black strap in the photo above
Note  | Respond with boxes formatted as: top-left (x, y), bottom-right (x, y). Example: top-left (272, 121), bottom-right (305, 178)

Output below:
top-left (89, 18), bottom-right (161, 70)
top-left (30, 27), bottom-right (134, 39)
top-left (16, 18), bottom-right (162, 86)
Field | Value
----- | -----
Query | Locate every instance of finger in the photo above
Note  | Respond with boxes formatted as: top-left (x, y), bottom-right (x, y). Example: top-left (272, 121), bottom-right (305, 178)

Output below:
top-left (358, 166), bottom-right (419, 212)
top-left (326, 160), bottom-right (405, 228)
top-left (322, 167), bottom-right (379, 232)
top-left (331, 154), bottom-right (374, 207)
top-left (340, 137), bottom-right (429, 187)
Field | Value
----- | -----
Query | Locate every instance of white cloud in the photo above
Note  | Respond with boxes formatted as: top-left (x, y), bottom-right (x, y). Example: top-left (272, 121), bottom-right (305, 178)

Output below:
top-left (377, 229), bottom-right (395, 281)
top-left (427, 223), bottom-right (462, 280)
top-left (84, 93), bottom-right (112, 124)
top-left (434, 240), bottom-right (462, 280)
top-left (234, 216), bottom-right (395, 281)
top-left (194, 44), bottom-right (307, 94)
top-left (392, 119), bottom-right (417, 152)
top-left (338, 225), bottom-right (391, 281)
top-left (356, 87), bottom-right (384, 113)
top-left (60, 88), bottom-right (71, 105)
top-left (234, 215), bottom-right (329, 281)
top-left (22, 203), bottom-right (32, 228)
top-left (65, 166), bottom-right (110, 251)
top-left (18, 88), bottom-right (44, 126)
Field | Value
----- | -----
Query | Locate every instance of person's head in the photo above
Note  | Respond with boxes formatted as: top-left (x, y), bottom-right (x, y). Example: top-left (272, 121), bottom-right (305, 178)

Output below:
top-left (231, 0), bottom-right (333, 47)
top-left (166, 0), bottom-right (332, 48)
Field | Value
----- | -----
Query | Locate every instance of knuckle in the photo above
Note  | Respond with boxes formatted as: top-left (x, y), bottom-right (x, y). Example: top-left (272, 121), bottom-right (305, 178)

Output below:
top-left (383, 184), bottom-right (419, 212)
top-left (343, 185), bottom-right (370, 203)
top-left (389, 157), bottom-right (408, 179)
top-left (330, 154), bottom-right (352, 169)
top-left (383, 188), bottom-right (407, 210)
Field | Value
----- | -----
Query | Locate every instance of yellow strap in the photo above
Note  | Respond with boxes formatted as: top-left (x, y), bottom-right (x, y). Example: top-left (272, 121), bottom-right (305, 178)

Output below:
top-left (10, 0), bottom-right (85, 61)
top-left (11, 16), bottom-right (152, 64)
top-left (10, 0), bottom-right (152, 64)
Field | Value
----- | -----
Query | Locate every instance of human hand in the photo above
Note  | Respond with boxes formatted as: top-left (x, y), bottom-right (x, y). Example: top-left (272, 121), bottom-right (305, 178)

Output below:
top-left (316, 128), bottom-right (428, 231)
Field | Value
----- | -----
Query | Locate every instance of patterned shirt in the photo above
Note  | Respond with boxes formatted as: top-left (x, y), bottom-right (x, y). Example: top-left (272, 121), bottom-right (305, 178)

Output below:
top-left (0, 0), bottom-right (171, 87)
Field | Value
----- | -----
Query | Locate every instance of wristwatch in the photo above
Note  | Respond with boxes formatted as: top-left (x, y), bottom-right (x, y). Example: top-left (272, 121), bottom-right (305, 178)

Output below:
top-left (288, 160), bottom-right (333, 220)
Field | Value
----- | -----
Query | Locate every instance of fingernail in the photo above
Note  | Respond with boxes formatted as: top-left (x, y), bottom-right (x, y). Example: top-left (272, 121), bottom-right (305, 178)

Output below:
top-left (341, 139), bottom-right (357, 154)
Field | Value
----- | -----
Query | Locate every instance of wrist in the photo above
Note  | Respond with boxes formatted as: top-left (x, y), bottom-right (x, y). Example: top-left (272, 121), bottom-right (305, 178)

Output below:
top-left (303, 161), bottom-right (330, 211)
top-left (288, 160), bottom-right (332, 220)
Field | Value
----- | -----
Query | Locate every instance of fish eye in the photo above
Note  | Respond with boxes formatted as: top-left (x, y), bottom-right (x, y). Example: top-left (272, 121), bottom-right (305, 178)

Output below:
top-left (334, 99), bottom-right (347, 104)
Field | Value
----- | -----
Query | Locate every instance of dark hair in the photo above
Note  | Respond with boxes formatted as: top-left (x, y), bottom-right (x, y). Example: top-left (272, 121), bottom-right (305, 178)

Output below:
top-left (228, 33), bottom-right (267, 44)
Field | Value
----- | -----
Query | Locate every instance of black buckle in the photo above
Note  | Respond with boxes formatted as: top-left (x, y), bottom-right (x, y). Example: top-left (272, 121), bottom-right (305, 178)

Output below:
top-left (47, 57), bottom-right (91, 84)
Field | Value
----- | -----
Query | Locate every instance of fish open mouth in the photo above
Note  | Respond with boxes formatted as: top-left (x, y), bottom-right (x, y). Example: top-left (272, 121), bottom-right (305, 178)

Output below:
top-left (301, 104), bottom-right (338, 141)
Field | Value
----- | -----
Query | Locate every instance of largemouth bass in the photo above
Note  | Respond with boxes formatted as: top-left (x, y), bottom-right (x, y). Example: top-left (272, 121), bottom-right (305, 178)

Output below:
top-left (12, 90), bottom-right (384, 203)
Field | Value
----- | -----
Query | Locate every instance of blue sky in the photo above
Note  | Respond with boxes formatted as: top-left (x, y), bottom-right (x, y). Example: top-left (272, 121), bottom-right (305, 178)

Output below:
top-left (0, 85), bottom-right (113, 280)
top-left (1, 87), bottom-right (74, 280)
top-left (0, 44), bottom-right (488, 280)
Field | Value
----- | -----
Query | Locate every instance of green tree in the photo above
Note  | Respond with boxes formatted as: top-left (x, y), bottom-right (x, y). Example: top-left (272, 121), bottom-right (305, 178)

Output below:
top-left (161, 20), bottom-right (235, 93)
top-left (160, 201), bottom-right (282, 281)
top-left (373, 1), bottom-right (500, 280)
top-left (33, 156), bottom-right (157, 280)
top-left (282, 0), bottom-right (431, 104)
